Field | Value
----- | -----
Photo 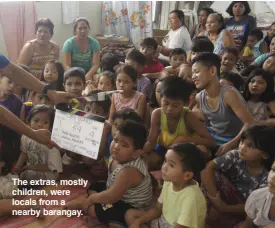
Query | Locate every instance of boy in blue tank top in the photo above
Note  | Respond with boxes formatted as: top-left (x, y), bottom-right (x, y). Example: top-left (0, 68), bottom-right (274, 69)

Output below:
top-left (191, 53), bottom-right (253, 156)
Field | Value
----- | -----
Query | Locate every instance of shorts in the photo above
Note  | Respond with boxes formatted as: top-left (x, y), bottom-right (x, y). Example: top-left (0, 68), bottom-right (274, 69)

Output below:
top-left (87, 182), bottom-right (134, 224)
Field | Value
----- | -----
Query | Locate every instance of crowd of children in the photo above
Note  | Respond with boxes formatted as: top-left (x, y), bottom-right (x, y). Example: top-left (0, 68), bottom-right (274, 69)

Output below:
top-left (2, 8), bottom-right (275, 228)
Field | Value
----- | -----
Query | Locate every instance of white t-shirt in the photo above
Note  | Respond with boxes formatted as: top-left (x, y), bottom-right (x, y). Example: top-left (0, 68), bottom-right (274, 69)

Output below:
top-left (159, 26), bottom-right (192, 61)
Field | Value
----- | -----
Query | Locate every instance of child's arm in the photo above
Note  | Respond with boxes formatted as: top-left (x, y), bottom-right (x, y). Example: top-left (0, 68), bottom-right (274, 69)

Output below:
top-left (143, 109), bottom-right (161, 154)
top-left (201, 161), bottom-right (218, 197)
top-left (131, 202), bottom-right (163, 227)
top-left (98, 122), bottom-right (111, 157)
top-left (108, 94), bottom-right (116, 123)
top-left (84, 167), bottom-right (143, 207)
top-left (191, 93), bottom-right (205, 122)
top-left (259, 101), bottom-right (275, 126)
top-left (136, 94), bottom-right (146, 120)
top-left (218, 88), bottom-right (253, 155)
top-left (175, 111), bottom-right (216, 148)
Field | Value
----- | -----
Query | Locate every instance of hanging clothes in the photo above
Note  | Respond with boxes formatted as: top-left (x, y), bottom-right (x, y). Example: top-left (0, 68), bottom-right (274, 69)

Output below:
top-left (0, 1), bottom-right (37, 61)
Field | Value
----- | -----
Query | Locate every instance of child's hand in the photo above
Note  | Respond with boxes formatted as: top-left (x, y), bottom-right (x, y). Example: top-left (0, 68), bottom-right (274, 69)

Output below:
top-left (216, 141), bottom-right (235, 156)
top-left (208, 192), bottom-right (228, 213)
top-left (82, 199), bottom-right (93, 215)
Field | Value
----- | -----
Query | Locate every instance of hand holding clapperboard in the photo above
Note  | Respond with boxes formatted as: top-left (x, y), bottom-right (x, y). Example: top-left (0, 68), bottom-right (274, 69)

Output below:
top-left (51, 90), bottom-right (120, 160)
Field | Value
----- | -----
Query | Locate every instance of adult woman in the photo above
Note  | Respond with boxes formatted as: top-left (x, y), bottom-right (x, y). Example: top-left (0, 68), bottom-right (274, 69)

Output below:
top-left (199, 13), bottom-right (233, 56)
top-left (225, 1), bottom-right (256, 51)
top-left (62, 17), bottom-right (100, 81)
top-left (18, 18), bottom-right (59, 79)
top-left (158, 10), bottom-right (192, 63)
top-left (190, 7), bottom-right (215, 39)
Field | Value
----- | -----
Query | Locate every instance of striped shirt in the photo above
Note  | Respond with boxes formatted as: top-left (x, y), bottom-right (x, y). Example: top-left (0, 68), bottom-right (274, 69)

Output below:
top-left (107, 156), bottom-right (152, 209)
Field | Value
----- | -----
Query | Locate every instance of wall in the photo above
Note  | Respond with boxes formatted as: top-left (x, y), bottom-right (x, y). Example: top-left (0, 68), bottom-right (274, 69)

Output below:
top-left (0, 1), bottom-right (102, 57)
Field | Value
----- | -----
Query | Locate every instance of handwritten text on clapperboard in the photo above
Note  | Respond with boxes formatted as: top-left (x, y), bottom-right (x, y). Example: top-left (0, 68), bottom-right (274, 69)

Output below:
top-left (51, 110), bottom-right (104, 159)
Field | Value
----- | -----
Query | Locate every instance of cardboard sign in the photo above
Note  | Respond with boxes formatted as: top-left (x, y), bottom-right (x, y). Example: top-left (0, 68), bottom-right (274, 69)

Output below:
top-left (51, 110), bottom-right (105, 159)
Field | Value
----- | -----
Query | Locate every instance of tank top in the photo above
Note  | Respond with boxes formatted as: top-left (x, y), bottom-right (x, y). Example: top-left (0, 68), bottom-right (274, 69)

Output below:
top-left (247, 101), bottom-right (269, 121)
top-left (107, 157), bottom-right (152, 209)
top-left (28, 41), bottom-right (57, 78)
top-left (113, 91), bottom-right (142, 112)
top-left (158, 107), bottom-right (196, 148)
top-left (204, 30), bottom-right (225, 55)
top-left (200, 85), bottom-right (244, 137)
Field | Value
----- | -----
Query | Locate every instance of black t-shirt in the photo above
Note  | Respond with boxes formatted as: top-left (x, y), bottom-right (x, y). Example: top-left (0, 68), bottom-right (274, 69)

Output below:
top-left (225, 15), bottom-right (257, 50)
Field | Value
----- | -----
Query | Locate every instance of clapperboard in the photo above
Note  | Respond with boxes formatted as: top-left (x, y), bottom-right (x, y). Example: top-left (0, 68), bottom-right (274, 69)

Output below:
top-left (51, 90), bottom-right (120, 160)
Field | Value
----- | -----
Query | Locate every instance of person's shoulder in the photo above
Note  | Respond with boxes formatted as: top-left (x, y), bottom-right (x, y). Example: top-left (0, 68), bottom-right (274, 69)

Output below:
top-left (249, 186), bottom-right (269, 199)
top-left (64, 36), bottom-right (75, 44)
top-left (88, 36), bottom-right (100, 44)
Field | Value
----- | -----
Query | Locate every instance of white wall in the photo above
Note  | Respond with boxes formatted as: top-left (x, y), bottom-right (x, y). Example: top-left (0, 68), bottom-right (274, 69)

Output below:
top-left (0, 1), bottom-right (102, 57)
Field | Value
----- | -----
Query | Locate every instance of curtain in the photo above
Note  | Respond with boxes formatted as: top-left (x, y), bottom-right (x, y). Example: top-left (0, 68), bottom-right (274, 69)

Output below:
top-left (101, 1), bottom-right (152, 48)
top-left (0, 1), bottom-right (37, 61)
top-left (62, 1), bottom-right (79, 24)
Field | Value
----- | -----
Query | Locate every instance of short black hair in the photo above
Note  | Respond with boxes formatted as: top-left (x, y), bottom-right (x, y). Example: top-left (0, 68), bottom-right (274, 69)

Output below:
top-left (200, 7), bottom-right (215, 16)
top-left (249, 28), bottom-right (264, 42)
top-left (140, 38), bottom-right (158, 51)
top-left (126, 49), bottom-right (146, 66)
top-left (191, 37), bottom-right (214, 53)
top-left (98, 71), bottom-right (116, 87)
top-left (170, 48), bottom-right (187, 59)
top-left (243, 68), bottom-right (275, 103)
top-left (117, 120), bottom-right (147, 150)
top-left (149, 78), bottom-right (165, 108)
top-left (101, 53), bottom-right (119, 73)
top-left (27, 105), bottom-right (55, 131)
top-left (64, 67), bottom-right (86, 84)
top-left (36, 18), bottom-right (54, 36)
top-left (223, 46), bottom-right (239, 59)
top-left (192, 53), bottom-right (221, 77)
top-left (169, 143), bottom-right (206, 175)
top-left (116, 65), bottom-right (138, 83)
top-left (112, 108), bottom-right (143, 123)
top-left (220, 72), bottom-right (244, 91)
top-left (240, 125), bottom-right (275, 170)
top-left (160, 76), bottom-right (193, 103)
top-left (226, 1), bottom-right (251, 16)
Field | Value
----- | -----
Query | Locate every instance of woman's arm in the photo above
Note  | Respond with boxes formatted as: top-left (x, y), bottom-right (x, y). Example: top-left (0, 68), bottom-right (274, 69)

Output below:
top-left (85, 51), bottom-right (100, 81)
top-left (17, 43), bottom-right (34, 65)
top-left (0, 106), bottom-right (51, 145)
top-left (136, 94), bottom-right (146, 120)
top-left (63, 52), bottom-right (72, 70)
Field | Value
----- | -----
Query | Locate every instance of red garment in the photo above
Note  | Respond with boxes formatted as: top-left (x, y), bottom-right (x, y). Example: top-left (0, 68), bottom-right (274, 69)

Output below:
top-left (141, 59), bottom-right (164, 74)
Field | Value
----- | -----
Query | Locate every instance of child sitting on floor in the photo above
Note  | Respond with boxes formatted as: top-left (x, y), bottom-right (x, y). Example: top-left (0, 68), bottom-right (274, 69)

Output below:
top-left (165, 48), bottom-right (187, 76)
top-left (140, 38), bottom-right (164, 82)
top-left (15, 105), bottom-right (62, 182)
top-left (243, 160), bottom-right (275, 228)
top-left (64, 121), bottom-right (152, 226)
top-left (201, 125), bottom-right (275, 228)
top-left (192, 53), bottom-right (253, 156)
top-left (125, 49), bottom-right (152, 101)
top-left (221, 46), bottom-right (239, 73)
top-left (40, 59), bottom-right (64, 91)
top-left (64, 67), bottom-right (86, 110)
top-left (143, 76), bottom-right (216, 170)
top-left (109, 65), bottom-right (146, 121)
top-left (127, 143), bottom-right (207, 228)
top-left (242, 29), bottom-right (268, 65)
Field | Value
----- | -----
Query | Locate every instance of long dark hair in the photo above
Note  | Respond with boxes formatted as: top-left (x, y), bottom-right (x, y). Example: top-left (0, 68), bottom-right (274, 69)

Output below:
top-left (243, 68), bottom-right (275, 103)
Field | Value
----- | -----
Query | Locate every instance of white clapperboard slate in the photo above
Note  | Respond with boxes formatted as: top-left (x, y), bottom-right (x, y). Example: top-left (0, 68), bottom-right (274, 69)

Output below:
top-left (51, 110), bottom-right (105, 160)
